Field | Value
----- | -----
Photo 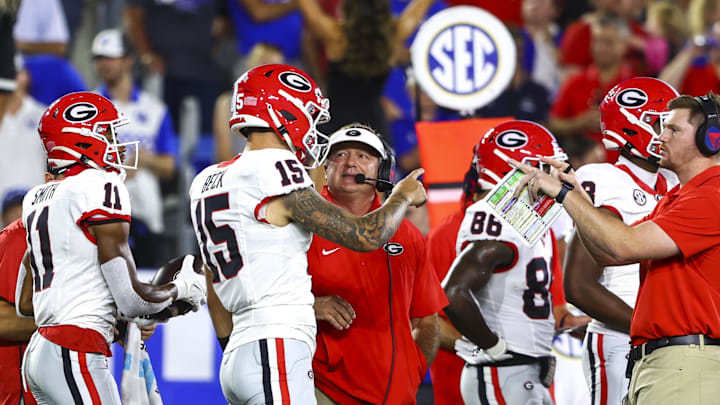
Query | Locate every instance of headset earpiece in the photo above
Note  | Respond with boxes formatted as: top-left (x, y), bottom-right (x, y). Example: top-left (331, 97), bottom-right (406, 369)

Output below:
top-left (376, 139), bottom-right (395, 193)
top-left (694, 95), bottom-right (720, 156)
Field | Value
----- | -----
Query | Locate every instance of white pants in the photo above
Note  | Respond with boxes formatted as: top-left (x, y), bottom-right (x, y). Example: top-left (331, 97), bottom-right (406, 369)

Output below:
top-left (220, 338), bottom-right (316, 405)
top-left (22, 332), bottom-right (121, 405)
top-left (582, 331), bottom-right (631, 405)
top-left (460, 363), bottom-right (553, 405)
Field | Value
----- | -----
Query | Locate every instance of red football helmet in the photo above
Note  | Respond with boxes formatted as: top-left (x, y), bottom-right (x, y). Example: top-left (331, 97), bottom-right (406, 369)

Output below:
top-left (38, 92), bottom-right (136, 173)
top-left (229, 64), bottom-right (331, 168)
top-left (475, 120), bottom-right (567, 190)
top-left (600, 77), bottom-right (678, 161)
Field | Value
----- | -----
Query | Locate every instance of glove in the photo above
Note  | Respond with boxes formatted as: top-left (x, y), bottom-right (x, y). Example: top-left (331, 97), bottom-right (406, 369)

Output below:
top-left (171, 255), bottom-right (207, 311)
top-left (454, 337), bottom-right (512, 365)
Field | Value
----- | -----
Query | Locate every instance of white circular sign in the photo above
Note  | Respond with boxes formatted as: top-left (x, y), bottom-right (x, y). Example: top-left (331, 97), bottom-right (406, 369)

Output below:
top-left (410, 6), bottom-right (516, 112)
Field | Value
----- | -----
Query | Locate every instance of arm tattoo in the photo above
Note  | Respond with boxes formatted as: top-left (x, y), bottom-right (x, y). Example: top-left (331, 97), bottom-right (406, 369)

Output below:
top-left (281, 187), bottom-right (409, 252)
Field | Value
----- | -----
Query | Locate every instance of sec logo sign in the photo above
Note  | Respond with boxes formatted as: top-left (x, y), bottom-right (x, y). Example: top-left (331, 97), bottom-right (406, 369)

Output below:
top-left (411, 6), bottom-right (516, 112)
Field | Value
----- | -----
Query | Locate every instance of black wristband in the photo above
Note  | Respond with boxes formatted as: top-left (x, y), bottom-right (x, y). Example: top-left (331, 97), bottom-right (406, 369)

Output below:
top-left (218, 336), bottom-right (229, 352)
top-left (555, 182), bottom-right (574, 204)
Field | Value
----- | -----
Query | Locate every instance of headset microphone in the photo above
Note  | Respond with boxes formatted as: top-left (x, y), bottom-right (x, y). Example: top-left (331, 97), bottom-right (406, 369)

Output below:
top-left (354, 174), bottom-right (394, 191)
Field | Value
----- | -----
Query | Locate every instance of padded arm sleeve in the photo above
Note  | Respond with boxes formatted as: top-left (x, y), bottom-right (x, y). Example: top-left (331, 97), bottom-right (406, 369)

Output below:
top-left (100, 257), bottom-right (171, 318)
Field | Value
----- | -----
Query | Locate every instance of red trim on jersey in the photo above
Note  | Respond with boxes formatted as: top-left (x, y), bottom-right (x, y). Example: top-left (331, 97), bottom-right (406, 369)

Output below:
top-left (615, 164), bottom-right (666, 195)
top-left (39, 325), bottom-right (111, 356)
top-left (275, 338), bottom-right (291, 404)
top-left (490, 367), bottom-right (508, 405)
top-left (75, 209), bottom-right (131, 244)
top-left (598, 334), bottom-right (608, 405)
top-left (253, 195), bottom-right (281, 224)
top-left (78, 352), bottom-right (102, 404)
top-left (218, 154), bottom-right (242, 168)
top-left (493, 241), bottom-right (519, 273)
top-left (598, 205), bottom-right (623, 222)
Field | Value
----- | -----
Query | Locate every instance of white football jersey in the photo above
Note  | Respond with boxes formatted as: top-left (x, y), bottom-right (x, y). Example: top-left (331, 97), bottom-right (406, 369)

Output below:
top-left (22, 169), bottom-right (131, 344)
top-left (575, 156), bottom-right (678, 336)
top-left (189, 148), bottom-right (316, 353)
top-left (456, 199), bottom-right (555, 358)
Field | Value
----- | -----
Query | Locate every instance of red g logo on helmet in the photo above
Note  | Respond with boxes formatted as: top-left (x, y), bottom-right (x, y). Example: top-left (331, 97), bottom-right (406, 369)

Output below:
top-left (495, 130), bottom-right (529, 149)
top-left (475, 120), bottom-right (566, 190)
top-left (39, 92), bottom-right (134, 173)
top-left (229, 64), bottom-right (331, 169)
top-left (600, 77), bottom-right (678, 161)
top-left (278, 71), bottom-right (312, 93)
top-left (63, 102), bottom-right (99, 123)
top-left (615, 88), bottom-right (648, 109)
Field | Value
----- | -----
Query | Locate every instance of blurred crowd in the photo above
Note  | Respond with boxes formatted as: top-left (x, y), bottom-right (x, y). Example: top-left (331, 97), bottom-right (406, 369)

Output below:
top-left (1, 0), bottom-right (718, 266)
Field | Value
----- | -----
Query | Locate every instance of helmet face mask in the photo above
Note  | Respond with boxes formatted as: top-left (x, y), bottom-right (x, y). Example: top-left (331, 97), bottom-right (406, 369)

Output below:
top-left (474, 120), bottom-right (567, 190)
top-left (229, 64), bottom-right (331, 168)
top-left (39, 92), bottom-right (136, 174)
top-left (600, 77), bottom-right (678, 161)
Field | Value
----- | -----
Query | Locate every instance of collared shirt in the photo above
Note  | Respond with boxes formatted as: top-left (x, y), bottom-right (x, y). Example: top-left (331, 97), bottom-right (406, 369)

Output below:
top-left (631, 165), bottom-right (720, 345)
top-left (308, 187), bottom-right (448, 405)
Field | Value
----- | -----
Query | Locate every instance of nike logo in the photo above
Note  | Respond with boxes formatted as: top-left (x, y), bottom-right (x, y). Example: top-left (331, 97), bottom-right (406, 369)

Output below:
top-left (321, 248), bottom-right (340, 256)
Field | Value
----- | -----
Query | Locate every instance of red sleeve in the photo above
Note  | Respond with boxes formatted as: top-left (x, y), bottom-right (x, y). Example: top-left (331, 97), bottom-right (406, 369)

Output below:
top-left (560, 21), bottom-right (592, 67)
top-left (410, 226), bottom-right (449, 319)
top-left (549, 229), bottom-right (566, 306)
top-left (652, 191), bottom-right (720, 257)
top-left (0, 220), bottom-right (27, 303)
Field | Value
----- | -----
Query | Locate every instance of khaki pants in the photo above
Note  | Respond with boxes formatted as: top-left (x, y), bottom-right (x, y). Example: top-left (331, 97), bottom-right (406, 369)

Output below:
top-left (627, 342), bottom-right (720, 405)
top-left (315, 387), bottom-right (339, 405)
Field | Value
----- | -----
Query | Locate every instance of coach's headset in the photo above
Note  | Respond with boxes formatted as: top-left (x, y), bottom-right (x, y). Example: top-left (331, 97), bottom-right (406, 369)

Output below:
top-left (695, 95), bottom-right (720, 156)
top-left (376, 138), bottom-right (396, 193)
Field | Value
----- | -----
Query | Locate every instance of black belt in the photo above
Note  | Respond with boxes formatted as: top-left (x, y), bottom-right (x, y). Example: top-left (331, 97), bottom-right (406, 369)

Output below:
top-left (629, 335), bottom-right (720, 361)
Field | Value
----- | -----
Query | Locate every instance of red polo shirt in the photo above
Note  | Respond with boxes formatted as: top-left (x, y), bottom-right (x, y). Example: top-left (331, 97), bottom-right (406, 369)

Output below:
top-left (0, 219), bottom-right (37, 405)
top-left (631, 166), bottom-right (720, 346)
top-left (550, 64), bottom-right (634, 144)
top-left (308, 187), bottom-right (448, 405)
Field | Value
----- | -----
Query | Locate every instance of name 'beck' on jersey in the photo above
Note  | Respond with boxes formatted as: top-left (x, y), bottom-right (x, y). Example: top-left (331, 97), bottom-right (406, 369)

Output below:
top-left (189, 148), bottom-right (316, 354)
top-left (456, 199), bottom-right (555, 358)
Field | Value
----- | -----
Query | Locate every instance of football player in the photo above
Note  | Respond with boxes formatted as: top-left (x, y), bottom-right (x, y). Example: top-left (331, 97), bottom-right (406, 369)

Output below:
top-left (563, 77), bottom-right (679, 405)
top-left (443, 120), bottom-right (567, 405)
top-left (189, 64), bottom-right (426, 404)
top-left (18, 92), bottom-right (206, 404)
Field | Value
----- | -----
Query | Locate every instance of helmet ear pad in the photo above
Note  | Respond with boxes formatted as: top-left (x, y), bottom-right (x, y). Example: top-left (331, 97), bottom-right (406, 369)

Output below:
top-left (694, 95), bottom-right (720, 156)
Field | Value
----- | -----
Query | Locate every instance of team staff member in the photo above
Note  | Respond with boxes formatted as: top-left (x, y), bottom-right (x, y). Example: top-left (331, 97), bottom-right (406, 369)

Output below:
top-left (308, 124), bottom-right (447, 405)
top-left (513, 92), bottom-right (720, 405)
top-left (0, 218), bottom-right (36, 405)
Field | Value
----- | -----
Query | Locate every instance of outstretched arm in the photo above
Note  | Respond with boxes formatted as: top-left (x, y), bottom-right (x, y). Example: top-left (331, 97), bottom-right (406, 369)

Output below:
top-left (510, 158), bottom-right (680, 264)
top-left (443, 240), bottom-right (515, 349)
top-left (93, 221), bottom-right (177, 317)
top-left (268, 168), bottom-right (427, 252)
